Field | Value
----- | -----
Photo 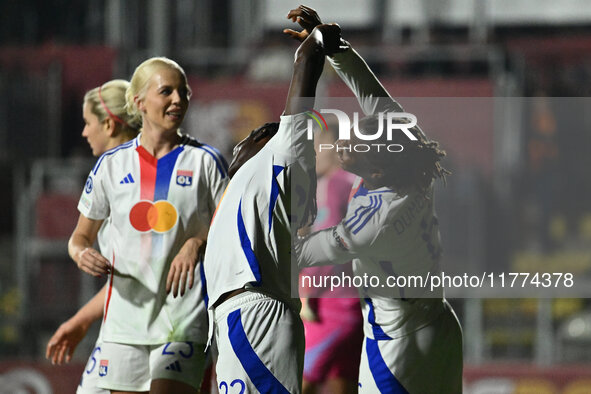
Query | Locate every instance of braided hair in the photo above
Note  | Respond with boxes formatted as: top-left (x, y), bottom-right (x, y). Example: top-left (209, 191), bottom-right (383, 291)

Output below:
top-left (358, 114), bottom-right (450, 196)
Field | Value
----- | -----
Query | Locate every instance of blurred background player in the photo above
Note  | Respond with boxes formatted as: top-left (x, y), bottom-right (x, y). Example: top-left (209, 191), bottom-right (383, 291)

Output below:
top-left (292, 6), bottom-right (463, 393)
top-left (69, 57), bottom-right (228, 393)
top-left (46, 79), bottom-right (140, 394)
top-left (300, 122), bottom-right (362, 394)
top-left (203, 23), bottom-right (347, 393)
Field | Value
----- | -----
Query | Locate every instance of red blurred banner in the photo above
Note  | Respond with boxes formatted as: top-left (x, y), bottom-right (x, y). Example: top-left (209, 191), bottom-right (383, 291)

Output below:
top-left (0, 361), bottom-right (83, 393)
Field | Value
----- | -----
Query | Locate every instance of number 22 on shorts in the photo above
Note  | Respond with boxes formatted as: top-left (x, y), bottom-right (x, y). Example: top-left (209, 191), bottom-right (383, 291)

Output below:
top-left (219, 379), bottom-right (246, 394)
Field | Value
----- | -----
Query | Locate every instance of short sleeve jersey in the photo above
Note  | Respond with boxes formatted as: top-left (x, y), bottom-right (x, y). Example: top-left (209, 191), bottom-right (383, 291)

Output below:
top-left (78, 134), bottom-right (228, 344)
top-left (93, 218), bottom-right (111, 343)
top-left (339, 178), bottom-right (445, 339)
top-left (203, 114), bottom-right (315, 313)
top-left (298, 47), bottom-right (448, 340)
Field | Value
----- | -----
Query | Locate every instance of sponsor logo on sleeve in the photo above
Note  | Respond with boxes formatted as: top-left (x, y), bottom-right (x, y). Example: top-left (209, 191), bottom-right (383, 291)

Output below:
top-left (85, 176), bottom-right (93, 194)
top-left (80, 195), bottom-right (91, 210)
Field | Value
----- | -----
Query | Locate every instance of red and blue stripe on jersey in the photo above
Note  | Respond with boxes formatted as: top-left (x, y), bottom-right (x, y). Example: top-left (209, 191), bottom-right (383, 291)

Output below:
top-left (136, 145), bottom-right (184, 201)
top-left (104, 144), bottom-right (184, 322)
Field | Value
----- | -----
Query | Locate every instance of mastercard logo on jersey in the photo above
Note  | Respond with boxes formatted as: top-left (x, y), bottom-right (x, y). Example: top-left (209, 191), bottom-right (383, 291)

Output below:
top-left (129, 200), bottom-right (178, 233)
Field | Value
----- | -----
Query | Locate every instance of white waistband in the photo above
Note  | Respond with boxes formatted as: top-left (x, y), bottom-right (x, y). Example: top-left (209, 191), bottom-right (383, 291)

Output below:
top-left (213, 290), bottom-right (274, 322)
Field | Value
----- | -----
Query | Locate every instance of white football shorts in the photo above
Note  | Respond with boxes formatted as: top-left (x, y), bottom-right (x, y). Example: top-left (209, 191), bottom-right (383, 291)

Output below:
top-left (77, 340), bottom-right (109, 394)
top-left (213, 290), bottom-right (305, 394)
top-left (96, 341), bottom-right (206, 391)
top-left (358, 304), bottom-right (463, 394)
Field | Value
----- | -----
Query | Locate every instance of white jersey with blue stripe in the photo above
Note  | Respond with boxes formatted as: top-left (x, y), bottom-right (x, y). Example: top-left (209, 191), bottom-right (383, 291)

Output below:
top-left (75, 215), bottom-right (111, 394)
top-left (298, 176), bottom-right (445, 339)
top-left (297, 46), bottom-right (447, 340)
top-left (204, 113), bottom-right (315, 313)
top-left (77, 133), bottom-right (228, 345)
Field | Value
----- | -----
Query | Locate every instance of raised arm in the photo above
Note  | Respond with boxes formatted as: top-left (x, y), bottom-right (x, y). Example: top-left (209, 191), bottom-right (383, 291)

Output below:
top-left (328, 48), bottom-right (403, 115)
top-left (285, 5), bottom-right (402, 115)
top-left (283, 24), bottom-right (344, 115)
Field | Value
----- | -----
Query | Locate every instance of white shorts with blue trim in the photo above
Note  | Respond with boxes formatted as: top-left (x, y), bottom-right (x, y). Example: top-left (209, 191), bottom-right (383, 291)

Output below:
top-left (96, 341), bottom-right (207, 391)
top-left (358, 304), bottom-right (463, 394)
top-left (213, 290), bottom-right (305, 394)
top-left (77, 340), bottom-right (109, 394)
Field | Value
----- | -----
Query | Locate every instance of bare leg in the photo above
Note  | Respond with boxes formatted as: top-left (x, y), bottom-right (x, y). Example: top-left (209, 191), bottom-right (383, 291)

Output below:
top-left (302, 379), bottom-right (319, 394)
top-left (325, 377), bottom-right (357, 394)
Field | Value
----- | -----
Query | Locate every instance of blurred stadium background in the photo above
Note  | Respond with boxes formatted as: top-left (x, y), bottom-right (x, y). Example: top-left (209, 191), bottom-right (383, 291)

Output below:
top-left (1, 0), bottom-right (591, 392)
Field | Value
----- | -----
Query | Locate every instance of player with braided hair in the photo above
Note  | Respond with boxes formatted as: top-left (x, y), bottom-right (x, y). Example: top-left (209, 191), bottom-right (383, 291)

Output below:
top-left (227, 122), bottom-right (280, 178)
top-left (354, 115), bottom-right (450, 197)
top-left (203, 22), bottom-right (347, 393)
top-left (291, 5), bottom-right (463, 393)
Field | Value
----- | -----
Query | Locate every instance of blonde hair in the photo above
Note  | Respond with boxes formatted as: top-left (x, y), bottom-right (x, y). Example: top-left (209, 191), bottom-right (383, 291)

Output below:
top-left (84, 79), bottom-right (141, 137)
top-left (125, 57), bottom-right (192, 120)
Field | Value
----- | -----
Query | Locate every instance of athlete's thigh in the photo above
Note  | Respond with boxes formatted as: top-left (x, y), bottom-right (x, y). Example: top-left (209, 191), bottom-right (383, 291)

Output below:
top-left (96, 342), bottom-right (150, 392)
top-left (359, 312), bottom-right (463, 394)
top-left (215, 297), bottom-right (304, 393)
top-left (149, 341), bottom-right (207, 391)
top-left (424, 309), bottom-right (463, 392)
top-left (358, 336), bottom-right (408, 394)
top-left (77, 341), bottom-right (110, 394)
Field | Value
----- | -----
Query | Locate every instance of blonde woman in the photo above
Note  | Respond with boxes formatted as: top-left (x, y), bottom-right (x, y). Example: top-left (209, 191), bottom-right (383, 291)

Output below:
top-left (69, 58), bottom-right (228, 393)
top-left (46, 79), bottom-right (140, 394)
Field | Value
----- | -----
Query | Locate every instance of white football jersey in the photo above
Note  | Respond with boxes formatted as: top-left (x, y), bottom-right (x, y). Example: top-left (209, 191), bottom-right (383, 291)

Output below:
top-left (96, 218), bottom-right (111, 269)
top-left (297, 177), bottom-right (445, 339)
top-left (76, 217), bottom-right (111, 394)
top-left (203, 114), bottom-right (315, 313)
top-left (297, 47), bottom-right (447, 340)
top-left (78, 133), bottom-right (228, 344)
